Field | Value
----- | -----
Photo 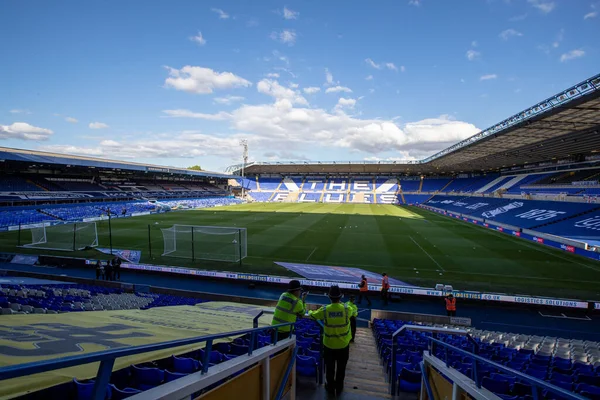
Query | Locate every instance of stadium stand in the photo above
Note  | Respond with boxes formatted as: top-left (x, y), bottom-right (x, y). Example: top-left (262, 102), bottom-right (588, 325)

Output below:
top-left (0, 175), bottom-right (40, 191)
top-left (0, 282), bottom-right (203, 314)
top-left (376, 318), bottom-right (600, 397)
top-left (403, 194), bottom-right (431, 205)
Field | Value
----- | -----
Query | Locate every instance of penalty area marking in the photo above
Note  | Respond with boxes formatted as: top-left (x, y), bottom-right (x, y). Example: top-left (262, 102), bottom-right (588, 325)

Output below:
top-left (409, 235), bottom-right (445, 272)
top-left (538, 311), bottom-right (591, 321)
top-left (305, 247), bottom-right (318, 262)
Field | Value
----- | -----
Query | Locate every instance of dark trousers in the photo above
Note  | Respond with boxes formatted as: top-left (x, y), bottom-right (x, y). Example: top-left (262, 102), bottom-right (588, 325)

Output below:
top-left (381, 288), bottom-right (389, 305)
top-left (447, 310), bottom-right (456, 317)
top-left (357, 292), bottom-right (371, 305)
top-left (96, 270), bottom-right (101, 279)
top-left (277, 330), bottom-right (290, 341)
top-left (323, 345), bottom-right (350, 394)
top-left (114, 268), bottom-right (120, 280)
top-left (350, 317), bottom-right (356, 342)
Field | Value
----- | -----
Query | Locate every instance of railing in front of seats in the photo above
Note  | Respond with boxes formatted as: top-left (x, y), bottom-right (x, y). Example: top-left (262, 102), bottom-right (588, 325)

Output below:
top-left (0, 321), bottom-right (296, 400)
top-left (387, 325), bottom-right (587, 400)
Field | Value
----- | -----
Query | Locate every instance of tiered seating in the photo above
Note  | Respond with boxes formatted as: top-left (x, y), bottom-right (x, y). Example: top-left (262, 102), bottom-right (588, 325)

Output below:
top-left (55, 181), bottom-right (103, 191)
top-left (439, 175), bottom-right (498, 193)
top-left (0, 283), bottom-right (205, 314)
top-left (251, 192), bottom-right (274, 202)
top-left (403, 194), bottom-right (430, 205)
top-left (505, 173), bottom-right (559, 194)
top-left (41, 205), bottom-right (106, 221)
top-left (424, 195), bottom-right (600, 229)
top-left (58, 317), bottom-right (319, 399)
top-left (374, 318), bottom-right (600, 397)
top-left (420, 178), bottom-right (451, 192)
top-left (0, 175), bottom-right (40, 191)
top-left (399, 180), bottom-right (420, 192)
top-left (258, 178), bottom-right (282, 191)
top-left (0, 209), bottom-right (56, 227)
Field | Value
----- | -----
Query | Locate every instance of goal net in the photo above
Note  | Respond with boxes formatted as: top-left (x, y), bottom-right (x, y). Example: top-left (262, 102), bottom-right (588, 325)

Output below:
top-left (161, 225), bottom-right (247, 263)
top-left (21, 222), bottom-right (99, 251)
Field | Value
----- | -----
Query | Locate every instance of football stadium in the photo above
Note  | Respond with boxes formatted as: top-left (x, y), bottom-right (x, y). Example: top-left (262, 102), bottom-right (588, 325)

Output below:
top-left (2, 2), bottom-right (600, 400)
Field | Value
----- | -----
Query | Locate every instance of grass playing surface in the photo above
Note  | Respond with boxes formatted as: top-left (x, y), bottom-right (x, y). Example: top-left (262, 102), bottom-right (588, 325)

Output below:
top-left (1, 203), bottom-right (600, 300)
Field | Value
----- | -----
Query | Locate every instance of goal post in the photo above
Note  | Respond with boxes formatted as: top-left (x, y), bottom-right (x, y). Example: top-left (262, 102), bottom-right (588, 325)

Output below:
top-left (20, 222), bottom-right (99, 251)
top-left (160, 224), bottom-right (247, 263)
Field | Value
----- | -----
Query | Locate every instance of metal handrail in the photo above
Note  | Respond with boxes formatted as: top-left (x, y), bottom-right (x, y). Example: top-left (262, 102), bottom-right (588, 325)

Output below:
top-left (427, 337), bottom-right (588, 400)
top-left (0, 321), bottom-right (295, 400)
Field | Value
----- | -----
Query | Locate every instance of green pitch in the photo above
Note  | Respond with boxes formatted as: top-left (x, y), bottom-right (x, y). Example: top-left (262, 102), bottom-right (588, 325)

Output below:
top-left (1, 203), bottom-right (600, 300)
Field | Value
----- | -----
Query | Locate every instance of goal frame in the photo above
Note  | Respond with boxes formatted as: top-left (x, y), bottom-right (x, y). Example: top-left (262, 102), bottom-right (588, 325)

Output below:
top-left (160, 224), bottom-right (247, 263)
top-left (19, 222), bottom-right (99, 251)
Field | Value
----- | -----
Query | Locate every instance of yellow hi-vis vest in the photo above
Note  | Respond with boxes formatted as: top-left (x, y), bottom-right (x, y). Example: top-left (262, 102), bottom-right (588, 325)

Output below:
top-left (309, 303), bottom-right (351, 349)
top-left (345, 301), bottom-right (358, 318)
top-left (271, 292), bottom-right (305, 332)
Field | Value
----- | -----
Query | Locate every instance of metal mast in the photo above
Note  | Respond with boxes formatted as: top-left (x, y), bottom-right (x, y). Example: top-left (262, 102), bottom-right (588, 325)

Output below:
top-left (240, 139), bottom-right (248, 199)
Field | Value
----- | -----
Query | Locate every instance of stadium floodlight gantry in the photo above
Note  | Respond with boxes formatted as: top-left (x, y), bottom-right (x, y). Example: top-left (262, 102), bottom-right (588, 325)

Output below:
top-left (161, 224), bottom-right (247, 263)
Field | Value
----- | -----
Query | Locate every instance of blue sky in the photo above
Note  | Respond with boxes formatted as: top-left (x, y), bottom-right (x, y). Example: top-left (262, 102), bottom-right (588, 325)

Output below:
top-left (1, 0), bottom-right (598, 171)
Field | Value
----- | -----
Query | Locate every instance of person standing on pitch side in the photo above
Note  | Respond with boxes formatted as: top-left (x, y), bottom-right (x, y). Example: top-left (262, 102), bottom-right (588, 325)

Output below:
top-left (445, 293), bottom-right (457, 317)
top-left (309, 285), bottom-right (352, 396)
top-left (381, 272), bottom-right (390, 306)
top-left (357, 274), bottom-right (371, 306)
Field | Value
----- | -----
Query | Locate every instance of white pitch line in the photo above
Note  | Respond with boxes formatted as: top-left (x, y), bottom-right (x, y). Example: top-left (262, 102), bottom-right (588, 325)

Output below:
top-left (409, 235), bottom-right (445, 272)
top-left (305, 247), bottom-right (318, 262)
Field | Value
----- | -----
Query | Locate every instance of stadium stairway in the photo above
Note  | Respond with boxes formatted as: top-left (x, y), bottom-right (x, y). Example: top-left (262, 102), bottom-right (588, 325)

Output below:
top-left (297, 327), bottom-right (399, 400)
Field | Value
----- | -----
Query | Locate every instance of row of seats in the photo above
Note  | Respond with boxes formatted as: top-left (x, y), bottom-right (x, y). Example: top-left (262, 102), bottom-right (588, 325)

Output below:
top-left (374, 318), bottom-right (600, 399)
top-left (66, 317), bottom-right (321, 399)
top-left (0, 282), bottom-right (205, 315)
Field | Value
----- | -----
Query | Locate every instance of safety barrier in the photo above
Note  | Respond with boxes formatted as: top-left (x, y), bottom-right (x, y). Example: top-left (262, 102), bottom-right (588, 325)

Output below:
top-left (0, 320), bottom-right (296, 400)
top-left (388, 326), bottom-right (587, 399)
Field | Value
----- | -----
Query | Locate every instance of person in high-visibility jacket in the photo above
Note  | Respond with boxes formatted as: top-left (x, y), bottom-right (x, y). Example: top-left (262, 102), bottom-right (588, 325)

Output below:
top-left (309, 285), bottom-right (352, 396)
top-left (445, 294), bottom-right (457, 316)
top-left (357, 275), bottom-right (371, 306)
top-left (381, 272), bottom-right (390, 306)
top-left (271, 280), bottom-right (307, 341)
top-left (345, 295), bottom-right (359, 343)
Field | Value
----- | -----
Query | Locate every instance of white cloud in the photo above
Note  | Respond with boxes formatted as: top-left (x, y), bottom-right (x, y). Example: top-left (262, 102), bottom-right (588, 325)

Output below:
top-left (211, 8), bottom-right (230, 19)
top-left (162, 109), bottom-right (232, 120)
top-left (0, 122), bottom-right (53, 141)
top-left (257, 79), bottom-right (308, 105)
top-left (584, 11), bottom-right (597, 19)
top-left (385, 62), bottom-right (398, 71)
top-left (528, 0), bottom-right (555, 13)
top-left (466, 50), bottom-right (481, 61)
top-left (190, 31), bottom-right (206, 46)
top-left (303, 87), bottom-right (321, 94)
top-left (369, 88), bottom-right (375, 94)
top-left (499, 29), bottom-right (523, 40)
top-left (471, 41), bottom-right (478, 47)
top-left (164, 66), bottom-right (251, 95)
top-left (40, 132), bottom-right (243, 160)
top-left (229, 101), bottom-right (479, 156)
top-left (65, 117), bottom-right (78, 123)
top-left (480, 74), bottom-right (498, 81)
top-left (365, 75), bottom-right (373, 81)
top-left (266, 73), bottom-right (280, 78)
top-left (560, 49), bottom-right (585, 62)
top-left (283, 7), bottom-right (299, 19)
top-left (213, 95), bottom-right (245, 105)
top-left (270, 30), bottom-right (297, 45)
top-left (509, 13), bottom-right (528, 21)
top-left (335, 97), bottom-right (357, 110)
top-left (408, 0), bottom-right (421, 5)
top-left (325, 68), bottom-right (334, 85)
top-left (9, 109), bottom-right (31, 114)
top-left (552, 28), bottom-right (564, 48)
top-left (365, 58), bottom-right (381, 69)
top-left (289, 82), bottom-right (299, 89)
top-left (89, 122), bottom-right (109, 129)
top-left (325, 86), bottom-right (353, 94)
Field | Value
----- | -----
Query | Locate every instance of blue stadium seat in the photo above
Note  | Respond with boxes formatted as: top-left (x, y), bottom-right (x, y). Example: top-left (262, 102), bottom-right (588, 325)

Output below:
top-left (296, 355), bottom-right (318, 381)
top-left (131, 364), bottom-right (165, 390)
top-left (199, 349), bottom-right (223, 365)
top-left (482, 376), bottom-right (511, 395)
top-left (230, 343), bottom-right (249, 356)
top-left (73, 378), bottom-right (95, 400)
top-left (165, 370), bottom-right (189, 382)
top-left (171, 355), bottom-right (201, 373)
top-left (214, 342), bottom-right (231, 354)
top-left (398, 368), bottom-right (421, 393)
top-left (109, 385), bottom-right (141, 400)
